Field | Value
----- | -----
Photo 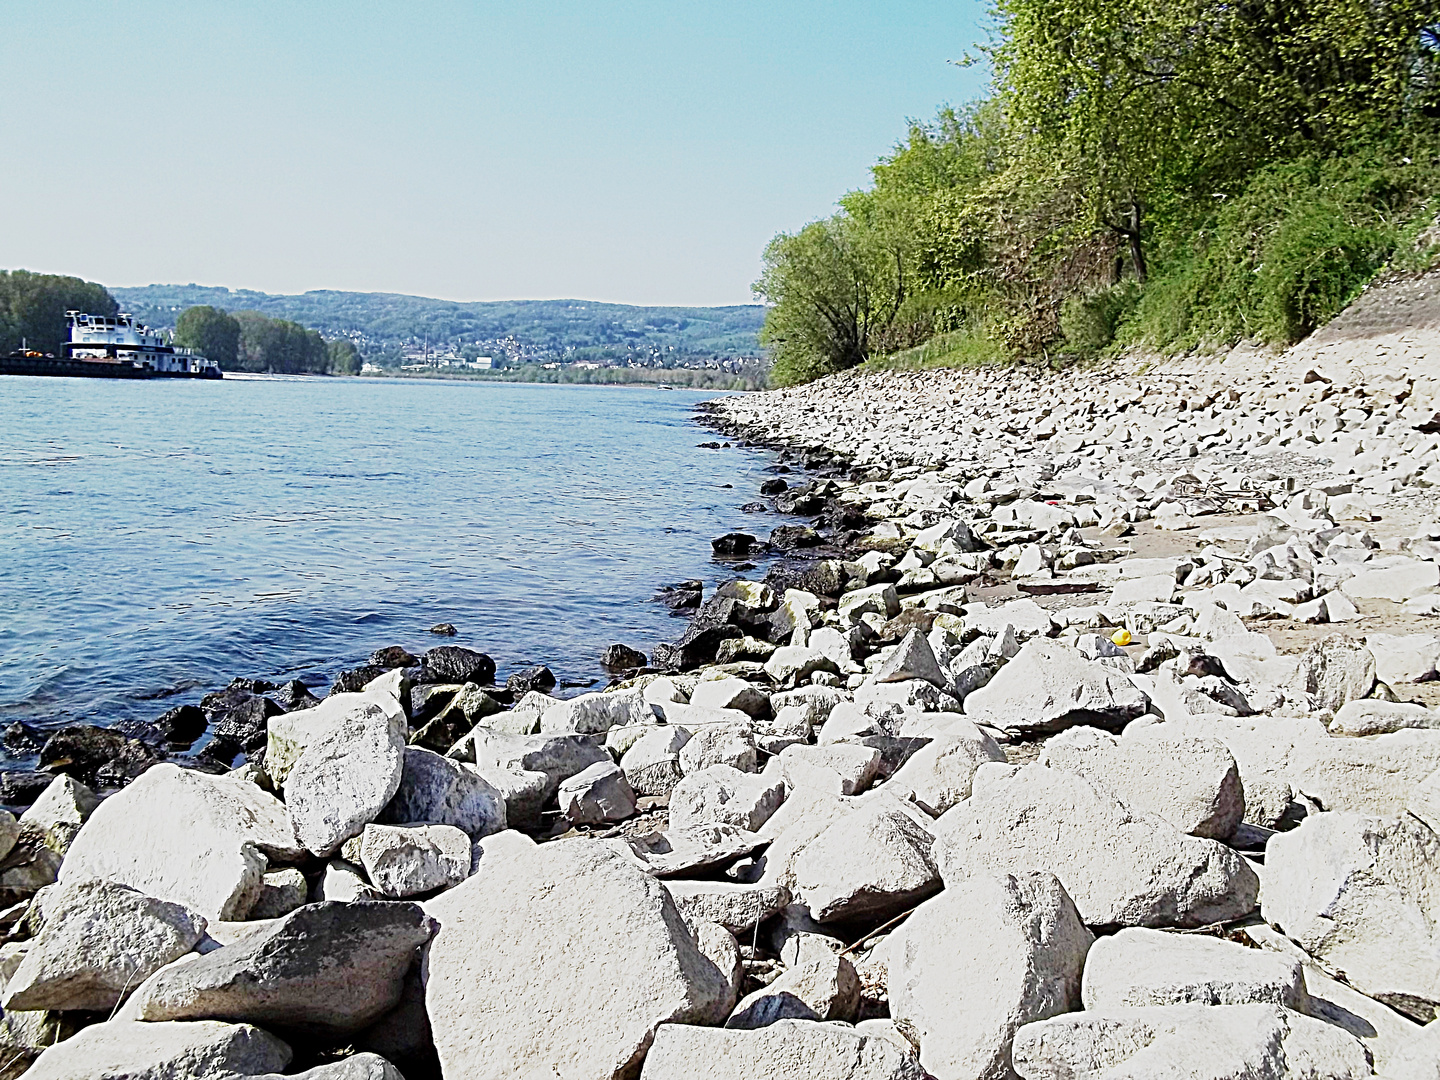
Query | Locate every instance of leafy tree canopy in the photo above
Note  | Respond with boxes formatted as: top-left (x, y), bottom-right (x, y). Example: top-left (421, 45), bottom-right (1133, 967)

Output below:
top-left (0, 271), bottom-right (117, 357)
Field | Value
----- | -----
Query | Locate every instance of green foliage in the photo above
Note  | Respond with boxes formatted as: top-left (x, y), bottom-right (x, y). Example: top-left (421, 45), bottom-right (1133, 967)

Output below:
top-left (232, 312), bottom-right (331, 374)
top-left (759, 0), bottom-right (1440, 383)
top-left (1126, 149), bottom-right (1440, 348)
top-left (755, 215), bottom-right (908, 387)
top-left (0, 271), bottom-right (117, 356)
top-left (326, 339), bottom-right (362, 375)
top-left (175, 306), bottom-right (241, 368)
top-left (863, 326), bottom-right (1006, 372)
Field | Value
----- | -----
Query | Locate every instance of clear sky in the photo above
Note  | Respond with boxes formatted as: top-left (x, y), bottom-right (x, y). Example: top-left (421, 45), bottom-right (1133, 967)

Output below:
top-left (2, 2), bottom-right (990, 306)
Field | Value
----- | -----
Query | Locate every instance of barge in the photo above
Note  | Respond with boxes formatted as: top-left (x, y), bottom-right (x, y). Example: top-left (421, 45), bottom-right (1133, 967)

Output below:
top-left (0, 312), bottom-right (223, 379)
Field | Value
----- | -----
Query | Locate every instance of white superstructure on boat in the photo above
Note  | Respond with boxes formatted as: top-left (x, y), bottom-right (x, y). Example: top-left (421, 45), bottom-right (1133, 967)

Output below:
top-left (65, 312), bottom-right (222, 377)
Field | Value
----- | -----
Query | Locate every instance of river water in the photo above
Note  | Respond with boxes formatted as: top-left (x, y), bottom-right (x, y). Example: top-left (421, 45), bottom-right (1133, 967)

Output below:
top-left (0, 375), bottom-right (778, 753)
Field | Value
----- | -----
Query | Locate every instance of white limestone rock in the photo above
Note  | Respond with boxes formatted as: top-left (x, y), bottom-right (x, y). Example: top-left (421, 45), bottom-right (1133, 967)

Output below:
top-left (3, 879), bottom-right (206, 1013)
top-left (425, 839), bottom-right (734, 1078)
top-left (1288, 633), bottom-right (1377, 710)
top-left (19, 774), bottom-right (98, 833)
top-left (59, 763), bottom-right (304, 921)
top-left (889, 870), bottom-right (1092, 1080)
top-left (678, 719), bottom-right (758, 774)
top-left (1011, 1003), bottom-right (1371, 1080)
top-left (379, 746), bottom-right (506, 838)
top-left (884, 723), bottom-right (1008, 815)
top-left (558, 759), bottom-right (637, 825)
top-left (791, 803), bottom-right (939, 922)
top-left (1331, 700), bottom-right (1440, 736)
top-left (933, 764), bottom-right (1259, 928)
top-left (663, 880), bottom-right (790, 935)
top-left (1368, 633), bottom-right (1440, 684)
top-left (639, 1019), bottom-right (925, 1080)
top-left (1264, 810), bottom-right (1440, 1018)
top-left (344, 823), bottom-right (471, 898)
top-left (539, 687), bottom-right (654, 734)
top-left (620, 726), bottom-right (692, 797)
top-left (963, 639), bottom-right (1150, 734)
top-left (468, 728), bottom-right (610, 800)
top-left (1290, 728), bottom-right (1440, 816)
top-left (266, 689), bottom-right (406, 785)
top-left (689, 677), bottom-right (771, 718)
top-left (122, 900), bottom-right (434, 1038)
top-left (773, 742), bottom-right (882, 795)
top-left (1082, 926), bottom-right (1308, 1010)
top-left (285, 704), bottom-right (406, 857)
top-left (872, 629), bottom-right (947, 689)
top-left (1037, 725), bottom-right (1244, 839)
top-left (24, 1019), bottom-right (293, 1080)
top-left (669, 765), bottom-right (786, 832)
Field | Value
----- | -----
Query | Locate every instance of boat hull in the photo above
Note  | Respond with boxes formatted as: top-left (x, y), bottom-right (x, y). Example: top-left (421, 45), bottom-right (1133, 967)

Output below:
top-left (0, 356), bottom-right (222, 380)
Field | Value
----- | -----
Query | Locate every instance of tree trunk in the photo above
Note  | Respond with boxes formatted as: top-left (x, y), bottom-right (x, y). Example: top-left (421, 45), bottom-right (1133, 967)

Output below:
top-left (1128, 200), bottom-right (1148, 284)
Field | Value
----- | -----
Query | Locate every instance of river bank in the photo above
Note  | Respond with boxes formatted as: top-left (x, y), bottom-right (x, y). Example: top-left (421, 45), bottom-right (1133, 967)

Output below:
top-left (10, 278), bottom-right (1440, 1078)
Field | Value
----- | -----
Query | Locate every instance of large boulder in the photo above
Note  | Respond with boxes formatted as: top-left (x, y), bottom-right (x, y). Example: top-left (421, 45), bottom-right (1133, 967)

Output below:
top-left (59, 764), bottom-right (304, 921)
top-left (251, 1054), bottom-right (405, 1079)
top-left (285, 703), bottom-right (406, 857)
top-left (24, 1019), bottom-right (292, 1080)
top-left (266, 690), bottom-right (406, 786)
top-left (884, 722), bottom-right (1007, 816)
top-left (1011, 1003), bottom-right (1371, 1080)
top-left (3, 879), bottom-right (206, 1013)
top-left (933, 764), bottom-right (1259, 928)
top-left (1082, 926), bottom-right (1307, 1010)
top-left (422, 645), bottom-right (495, 685)
top-left (1264, 810), bottom-right (1440, 1019)
top-left (540, 688), bottom-right (654, 734)
top-left (424, 839), bottom-right (734, 1078)
top-left (791, 803), bottom-right (939, 923)
top-left (639, 1019), bottom-right (924, 1079)
top-left (889, 871), bottom-right (1092, 1080)
top-left (122, 901), bottom-right (434, 1039)
top-left (872, 629), bottom-right (948, 689)
top-left (1289, 728), bottom-right (1440, 817)
top-left (670, 765), bottom-right (786, 832)
top-left (559, 760), bottom-right (638, 825)
top-left (621, 726), bottom-right (692, 797)
top-left (378, 747), bottom-right (505, 838)
top-left (469, 728), bottom-right (610, 800)
top-left (963, 639), bottom-right (1149, 734)
top-left (662, 881), bottom-right (790, 936)
top-left (343, 823), bottom-right (471, 898)
top-left (1038, 725), bottom-right (1244, 839)
top-left (1288, 633), bottom-right (1377, 710)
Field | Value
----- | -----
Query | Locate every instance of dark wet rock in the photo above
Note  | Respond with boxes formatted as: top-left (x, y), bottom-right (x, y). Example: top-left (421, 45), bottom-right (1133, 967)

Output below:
top-left (602, 644), bottom-right (649, 670)
top-left (271, 680), bottom-right (322, 714)
top-left (0, 771), bottom-right (55, 808)
top-left (770, 525), bottom-right (822, 551)
top-left (153, 705), bottom-right (207, 748)
top-left (110, 719), bottom-right (169, 749)
top-left (775, 488), bottom-right (825, 515)
top-left (712, 533), bottom-right (760, 557)
top-left (211, 697), bottom-right (281, 752)
top-left (409, 683), bottom-right (460, 726)
top-left (819, 501), bottom-right (871, 533)
top-left (760, 478), bottom-right (789, 495)
top-left (421, 647), bottom-right (494, 686)
top-left (200, 679), bottom-right (274, 721)
top-left (698, 441), bottom-right (722, 449)
top-left (39, 726), bottom-right (163, 788)
top-left (2, 723), bottom-right (43, 755)
top-left (429, 623), bottom-right (458, 636)
top-left (410, 686), bottom-right (501, 753)
top-left (506, 666), bottom-right (556, 697)
top-left (655, 580), bottom-right (704, 611)
top-left (329, 666), bottom-right (389, 697)
top-left (739, 502), bottom-right (769, 513)
top-left (877, 609), bottom-right (939, 642)
top-left (765, 561), bottom-right (848, 598)
top-left (371, 646), bottom-right (421, 669)
top-left (653, 624), bottom-right (744, 671)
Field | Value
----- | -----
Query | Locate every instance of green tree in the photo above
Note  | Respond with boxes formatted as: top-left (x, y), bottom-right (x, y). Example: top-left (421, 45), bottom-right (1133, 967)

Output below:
top-left (0, 270), bottom-right (117, 356)
top-left (174, 305), bottom-right (241, 369)
top-left (754, 213), bottom-right (908, 386)
top-left (325, 338), bottom-right (362, 375)
top-left (233, 311), bottom-right (329, 374)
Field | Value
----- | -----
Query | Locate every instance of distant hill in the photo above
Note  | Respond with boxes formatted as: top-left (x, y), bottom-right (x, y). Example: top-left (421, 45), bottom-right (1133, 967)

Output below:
top-left (109, 284), bottom-right (766, 365)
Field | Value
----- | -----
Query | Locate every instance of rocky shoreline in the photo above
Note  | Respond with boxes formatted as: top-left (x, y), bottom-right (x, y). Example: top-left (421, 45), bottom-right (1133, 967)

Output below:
top-left (9, 287), bottom-right (1440, 1077)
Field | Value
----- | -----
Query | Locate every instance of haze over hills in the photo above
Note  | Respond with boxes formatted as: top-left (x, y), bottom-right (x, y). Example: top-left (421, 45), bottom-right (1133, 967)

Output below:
top-left (110, 284), bottom-right (766, 367)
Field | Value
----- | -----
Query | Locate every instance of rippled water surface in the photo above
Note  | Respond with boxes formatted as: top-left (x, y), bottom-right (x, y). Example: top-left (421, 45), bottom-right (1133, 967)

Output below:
top-left (0, 375), bottom-right (777, 746)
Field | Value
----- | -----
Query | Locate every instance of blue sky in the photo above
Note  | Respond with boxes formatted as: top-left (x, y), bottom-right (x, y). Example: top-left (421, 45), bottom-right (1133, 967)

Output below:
top-left (3, 2), bottom-right (990, 306)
